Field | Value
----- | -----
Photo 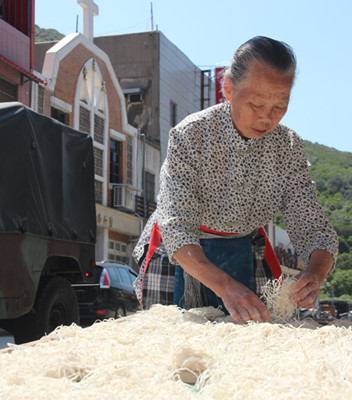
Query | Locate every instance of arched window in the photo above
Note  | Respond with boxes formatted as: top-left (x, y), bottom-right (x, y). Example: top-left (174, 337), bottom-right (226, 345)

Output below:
top-left (74, 58), bottom-right (108, 205)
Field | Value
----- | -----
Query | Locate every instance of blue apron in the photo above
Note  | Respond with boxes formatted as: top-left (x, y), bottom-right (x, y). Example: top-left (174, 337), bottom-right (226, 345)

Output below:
top-left (173, 235), bottom-right (254, 311)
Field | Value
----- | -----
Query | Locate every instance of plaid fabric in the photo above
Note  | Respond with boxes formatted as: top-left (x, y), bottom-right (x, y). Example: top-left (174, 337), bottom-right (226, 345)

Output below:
top-left (134, 229), bottom-right (275, 310)
top-left (251, 230), bottom-right (275, 297)
top-left (133, 241), bottom-right (175, 309)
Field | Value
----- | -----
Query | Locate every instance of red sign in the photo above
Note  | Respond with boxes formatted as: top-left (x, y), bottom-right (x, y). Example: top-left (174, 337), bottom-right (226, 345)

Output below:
top-left (215, 67), bottom-right (227, 104)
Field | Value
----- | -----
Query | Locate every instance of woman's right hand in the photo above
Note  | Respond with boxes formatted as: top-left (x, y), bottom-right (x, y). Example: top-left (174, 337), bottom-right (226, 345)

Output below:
top-left (173, 244), bottom-right (271, 323)
top-left (219, 278), bottom-right (271, 323)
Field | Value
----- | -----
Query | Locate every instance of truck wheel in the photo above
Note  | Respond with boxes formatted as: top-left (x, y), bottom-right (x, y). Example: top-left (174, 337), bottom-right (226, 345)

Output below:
top-left (36, 277), bottom-right (80, 335)
top-left (13, 277), bottom-right (79, 344)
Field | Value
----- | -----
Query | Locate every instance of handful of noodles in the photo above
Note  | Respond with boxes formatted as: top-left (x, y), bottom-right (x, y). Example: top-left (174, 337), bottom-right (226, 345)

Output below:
top-left (261, 276), bottom-right (298, 323)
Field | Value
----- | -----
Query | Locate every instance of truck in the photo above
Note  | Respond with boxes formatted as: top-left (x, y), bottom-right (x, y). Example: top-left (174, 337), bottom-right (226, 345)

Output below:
top-left (0, 102), bottom-right (97, 344)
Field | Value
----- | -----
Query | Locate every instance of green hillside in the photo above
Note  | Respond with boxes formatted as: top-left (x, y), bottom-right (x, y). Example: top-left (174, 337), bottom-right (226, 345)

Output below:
top-left (35, 25), bottom-right (64, 42)
top-left (304, 141), bottom-right (352, 300)
top-left (275, 141), bottom-right (352, 300)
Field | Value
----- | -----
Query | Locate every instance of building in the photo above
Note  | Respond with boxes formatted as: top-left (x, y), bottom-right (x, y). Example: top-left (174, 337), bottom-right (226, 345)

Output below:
top-left (94, 31), bottom-right (215, 164)
top-left (0, 0), bottom-right (46, 105)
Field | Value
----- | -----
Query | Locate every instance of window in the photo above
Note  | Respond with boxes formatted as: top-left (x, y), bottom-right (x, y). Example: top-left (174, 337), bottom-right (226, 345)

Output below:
top-left (95, 180), bottom-right (103, 204)
top-left (106, 268), bottom-right (119, 286)
top-left (79, 105), bottom-right (90, 133)
top-left (170, 100), bottom-right (177, 127)
top-left (110, 139), bottom-right (121, 184)
top-left (108, 240), bottom-right (128, 264)
top-left (124, 88), bottom-right (143, 104)
top-left (94, 114), bottom-right (104, 144)
top-left (117, 267), bottom-right (133, 285)
top-left (51, 107), bottom-right (67, 124)
top-left (128, 93), bottom-right (143, 103)
top-left (94, 147), bottom-right (103, 177)
top-left (145, 172), bottom-right (155, 201)
top-left (37, 86), bottom-right (44, 114)
top-left (76, 58), bottom-right (107, 204)
top-left (0, 77), bottom-right (16, 102)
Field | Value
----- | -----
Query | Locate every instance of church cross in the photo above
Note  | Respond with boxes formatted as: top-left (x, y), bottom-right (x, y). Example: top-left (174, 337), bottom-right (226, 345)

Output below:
top-left (78, 0), bottom-right (99, 41)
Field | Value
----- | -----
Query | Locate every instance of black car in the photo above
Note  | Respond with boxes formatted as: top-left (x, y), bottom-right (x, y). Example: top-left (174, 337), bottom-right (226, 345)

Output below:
top-left (73, 261), bottom-right (140, 325)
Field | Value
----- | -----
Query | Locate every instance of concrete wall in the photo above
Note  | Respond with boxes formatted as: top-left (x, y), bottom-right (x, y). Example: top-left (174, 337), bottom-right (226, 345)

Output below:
top-left (128, 125), bottom-right (160, 202)
top-left (94, 32), bottom-right (160, 146)
top-left (159, 32), bottom-right (204, 162)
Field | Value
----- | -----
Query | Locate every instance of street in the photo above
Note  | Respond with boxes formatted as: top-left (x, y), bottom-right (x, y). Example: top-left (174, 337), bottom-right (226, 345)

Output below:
top-left (0, 329), bottom-right (14, 350)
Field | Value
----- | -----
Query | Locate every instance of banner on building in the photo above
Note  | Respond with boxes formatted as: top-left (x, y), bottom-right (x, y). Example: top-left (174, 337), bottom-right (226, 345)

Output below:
top-left (215, 67), bottom-right (227, 104)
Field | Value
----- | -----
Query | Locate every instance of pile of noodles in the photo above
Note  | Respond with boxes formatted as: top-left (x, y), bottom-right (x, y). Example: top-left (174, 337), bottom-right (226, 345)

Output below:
top-left (0, 279), bottom-right (351, 400)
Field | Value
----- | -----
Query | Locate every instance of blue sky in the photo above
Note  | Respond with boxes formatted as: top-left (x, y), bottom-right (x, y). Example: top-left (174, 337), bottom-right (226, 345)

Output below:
top-left (35, 0), bottom-right (352, 153)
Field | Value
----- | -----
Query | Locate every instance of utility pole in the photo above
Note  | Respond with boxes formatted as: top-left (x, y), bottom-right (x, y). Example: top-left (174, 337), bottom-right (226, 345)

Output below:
top-left (151, 2), bottom-right (154, 31)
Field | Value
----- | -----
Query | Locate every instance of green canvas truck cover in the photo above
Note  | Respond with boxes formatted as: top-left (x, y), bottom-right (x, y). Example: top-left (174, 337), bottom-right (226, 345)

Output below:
top-left (0, 102), bottom-right (96, 243)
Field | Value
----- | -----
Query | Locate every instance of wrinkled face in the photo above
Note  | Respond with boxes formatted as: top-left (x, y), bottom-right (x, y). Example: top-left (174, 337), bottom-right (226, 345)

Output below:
top-left (224, 62), bottom-right (294, 139)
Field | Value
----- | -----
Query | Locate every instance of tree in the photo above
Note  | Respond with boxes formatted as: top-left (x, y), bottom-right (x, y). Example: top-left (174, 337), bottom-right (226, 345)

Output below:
top-left (336, 253), bottom-right (352, 270)
top-left (328, 269), bottom-right (352, 297)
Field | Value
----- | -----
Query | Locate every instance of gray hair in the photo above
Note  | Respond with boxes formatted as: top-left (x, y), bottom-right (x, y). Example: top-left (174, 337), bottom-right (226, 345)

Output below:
top-left (224, 36), bottom-right (297, 86)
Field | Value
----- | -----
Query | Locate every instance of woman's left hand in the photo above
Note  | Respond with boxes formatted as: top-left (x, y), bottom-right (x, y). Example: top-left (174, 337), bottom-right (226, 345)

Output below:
top-left (290, 271), bottom-right (320, 308)
top-left (290, 249), bottom-right (334, 308)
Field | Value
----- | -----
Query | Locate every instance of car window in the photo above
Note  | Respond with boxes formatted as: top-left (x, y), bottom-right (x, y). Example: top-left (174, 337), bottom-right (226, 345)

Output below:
top-left (117, 267), bottom-right (133, 286)
top-left (107, 267), bottom-right (120, 286)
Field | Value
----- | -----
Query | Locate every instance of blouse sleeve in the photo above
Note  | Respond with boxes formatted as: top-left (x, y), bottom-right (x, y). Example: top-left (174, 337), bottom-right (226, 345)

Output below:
top-left (280, 133), bottom-right (339, 268)
top-left (156, 122), bottom-right (203, 263)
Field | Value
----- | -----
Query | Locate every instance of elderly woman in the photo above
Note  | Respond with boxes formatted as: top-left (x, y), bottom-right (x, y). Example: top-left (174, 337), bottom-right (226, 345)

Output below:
top-left (133, 36), bottom-right (338, 323)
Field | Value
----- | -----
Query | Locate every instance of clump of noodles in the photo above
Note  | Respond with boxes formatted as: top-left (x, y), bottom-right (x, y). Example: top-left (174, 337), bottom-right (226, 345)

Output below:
top-left (261, 276), bottom-right (298, 323)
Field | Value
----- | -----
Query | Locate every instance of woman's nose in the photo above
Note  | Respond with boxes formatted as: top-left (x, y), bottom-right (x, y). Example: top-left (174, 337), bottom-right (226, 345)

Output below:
top-left (257, 107), bottom-right (273, 128)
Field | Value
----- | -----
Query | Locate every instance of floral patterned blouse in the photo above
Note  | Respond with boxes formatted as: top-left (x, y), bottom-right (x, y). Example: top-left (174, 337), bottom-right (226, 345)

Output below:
top-left (133, 102), bottom-right (338, 268)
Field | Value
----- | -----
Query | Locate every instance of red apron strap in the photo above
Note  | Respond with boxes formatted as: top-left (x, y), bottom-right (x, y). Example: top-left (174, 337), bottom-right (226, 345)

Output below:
top-left (258, 227), bottom-right (282, 280)
top-left (140, 222), bottom-right (161, 307)
top-left (200, 225), bottom-right (239, 236)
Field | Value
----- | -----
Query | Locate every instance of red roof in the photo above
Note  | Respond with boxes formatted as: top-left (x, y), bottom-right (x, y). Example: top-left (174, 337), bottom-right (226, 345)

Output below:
top-left (0, 54), bottom-right (47, 86)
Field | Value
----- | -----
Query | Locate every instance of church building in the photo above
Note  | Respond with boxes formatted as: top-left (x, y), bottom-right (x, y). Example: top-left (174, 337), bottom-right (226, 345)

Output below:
top-left (33, 0), bottom-right (160, 265)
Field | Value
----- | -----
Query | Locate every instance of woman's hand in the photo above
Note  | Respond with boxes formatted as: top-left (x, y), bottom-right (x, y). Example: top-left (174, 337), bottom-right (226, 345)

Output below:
top-left (173, 244), bottom-right (271, 323)
top-left (290, 249), bottom-right (334, 308)
top-left (290, 271), bottom-right (320, 308)
top-left (219, 279), bottom-right (271, 323)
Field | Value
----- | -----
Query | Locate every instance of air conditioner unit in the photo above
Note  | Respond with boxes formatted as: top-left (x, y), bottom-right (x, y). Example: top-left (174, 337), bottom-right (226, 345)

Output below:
top-left (113, 185), bottom-right (134, 211)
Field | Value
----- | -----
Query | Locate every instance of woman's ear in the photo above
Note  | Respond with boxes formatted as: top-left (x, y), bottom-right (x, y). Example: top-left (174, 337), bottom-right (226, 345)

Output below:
top-left (223, 75), bottom-right (232, 102)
